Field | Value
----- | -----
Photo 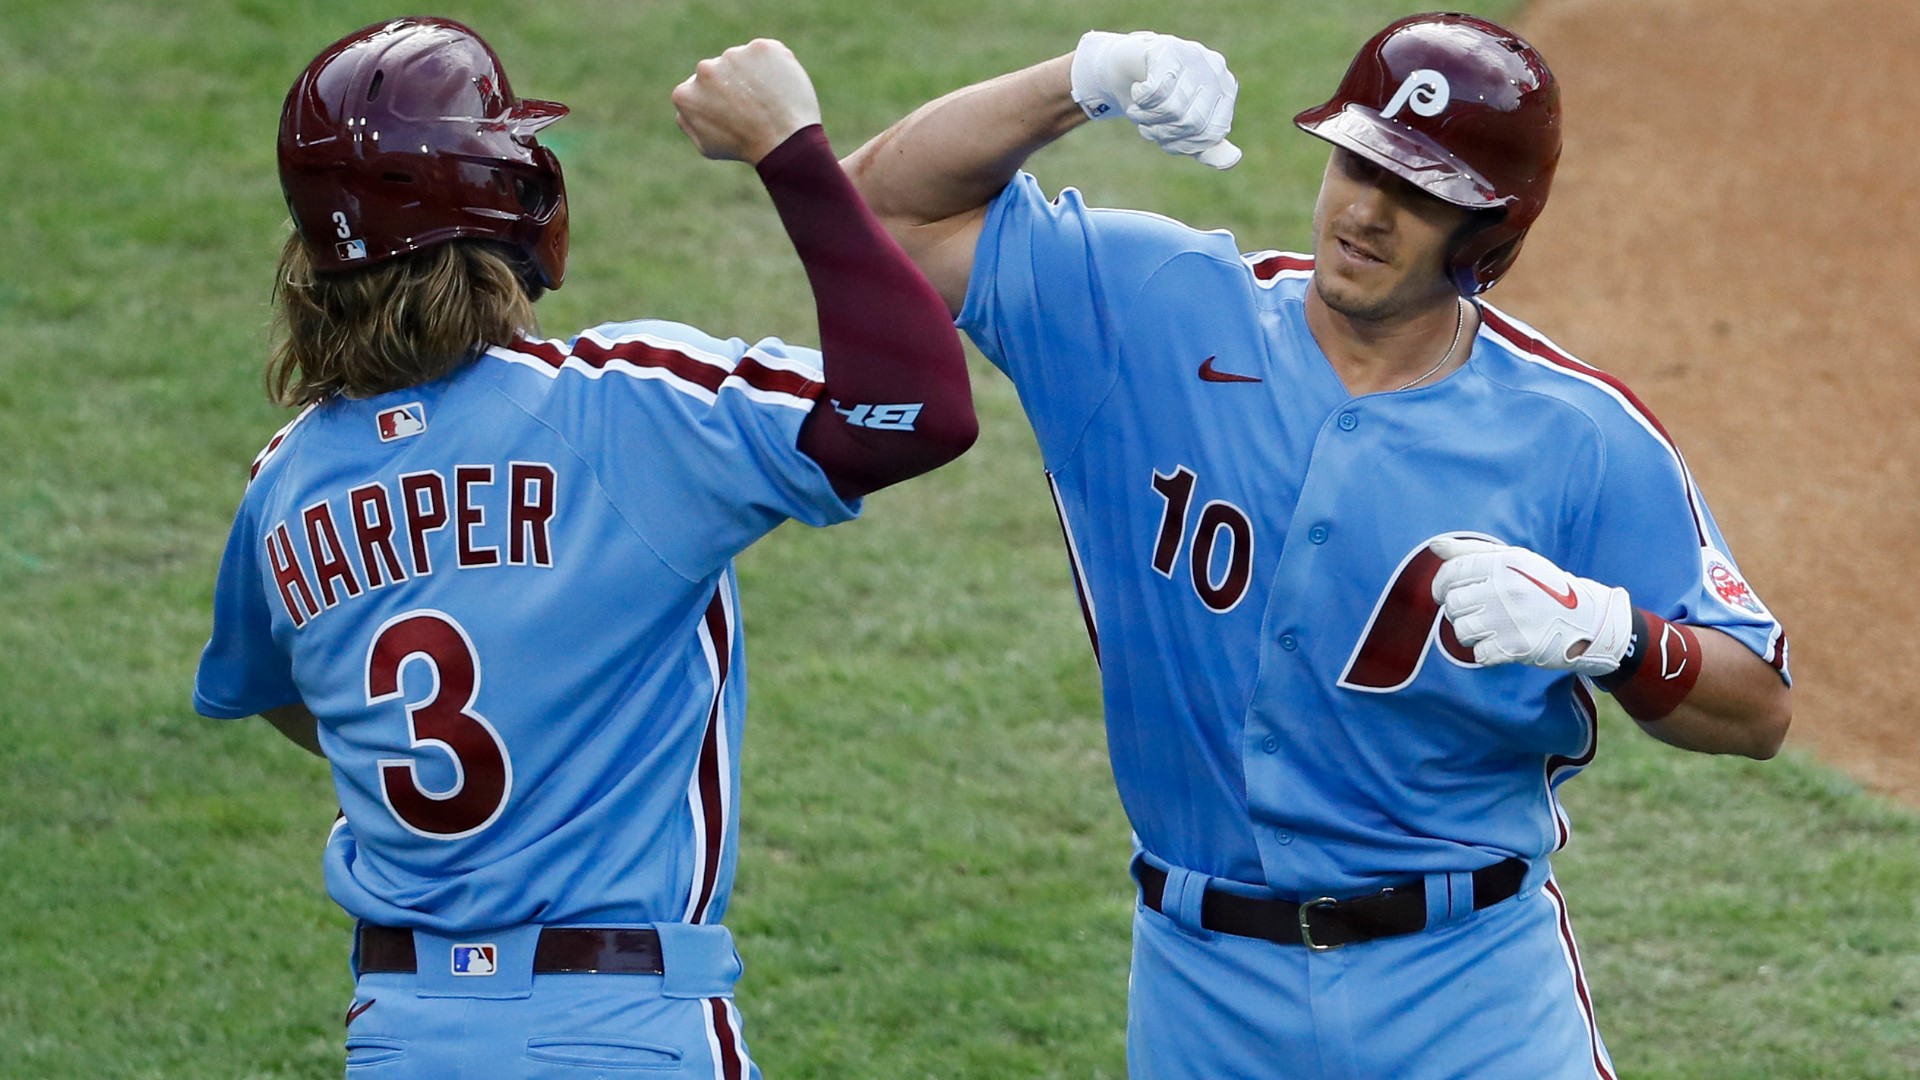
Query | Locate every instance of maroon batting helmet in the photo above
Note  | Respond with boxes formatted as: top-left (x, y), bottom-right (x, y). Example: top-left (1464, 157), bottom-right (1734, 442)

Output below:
top-left (278, 17), bottom-right (570, 289)
top-left (1294, 13), bottom-right (1560, 295)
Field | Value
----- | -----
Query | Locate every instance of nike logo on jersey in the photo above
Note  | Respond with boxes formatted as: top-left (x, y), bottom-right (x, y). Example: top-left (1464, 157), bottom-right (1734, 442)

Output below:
top-left (1510, 567), bottom-right (1580, 609)
top-left (1198, 357), bottom-right (1262, 383)
top-left (345, 998), bottom-right (376, 1027)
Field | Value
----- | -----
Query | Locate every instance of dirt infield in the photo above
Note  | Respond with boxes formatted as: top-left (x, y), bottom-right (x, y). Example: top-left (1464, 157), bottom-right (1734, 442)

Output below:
top-left (1501, 0), bottom-right (1919, 801)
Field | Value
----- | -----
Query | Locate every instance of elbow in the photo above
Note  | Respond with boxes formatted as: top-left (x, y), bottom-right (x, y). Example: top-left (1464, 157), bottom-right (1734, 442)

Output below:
top-left (895, 404), bottom-right (979, 481)
top-left (917, 342), bottom-right (980, 464)
top-left (1743, 685), bottom-right (1793, 761)
top-left (938, 402), bottom-right (980, 462)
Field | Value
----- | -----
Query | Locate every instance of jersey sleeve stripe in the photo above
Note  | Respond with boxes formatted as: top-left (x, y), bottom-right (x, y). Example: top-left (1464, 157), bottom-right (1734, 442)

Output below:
top-left (491, 333), bottom-right (825, 411)
top-left (1766, 631), bottom-right (1788, 672)
top-left (1477, 305), bottom-right (1711, 548)
top-left (248, 402), bottom-right (321, 482)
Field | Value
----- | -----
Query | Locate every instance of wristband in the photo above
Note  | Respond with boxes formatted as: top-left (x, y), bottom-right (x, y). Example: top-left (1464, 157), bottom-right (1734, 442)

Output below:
top-left (1592, 608), bottom-right (1700, 721)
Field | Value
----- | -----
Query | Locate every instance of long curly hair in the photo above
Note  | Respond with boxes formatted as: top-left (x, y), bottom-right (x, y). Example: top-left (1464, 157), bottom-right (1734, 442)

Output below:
top-left (267, 235), bottom-right (540, 406)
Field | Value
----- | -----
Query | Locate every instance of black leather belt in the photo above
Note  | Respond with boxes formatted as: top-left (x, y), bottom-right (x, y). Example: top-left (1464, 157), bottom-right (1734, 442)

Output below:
top-left (356, 925), bottom-right (665, 975)
top-left (1137, 858), bottom-right (1527, 951)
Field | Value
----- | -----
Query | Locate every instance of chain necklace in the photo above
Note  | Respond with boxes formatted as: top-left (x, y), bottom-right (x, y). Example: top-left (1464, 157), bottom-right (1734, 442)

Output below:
top-left (1393, 298), bottom-right (1468, 392)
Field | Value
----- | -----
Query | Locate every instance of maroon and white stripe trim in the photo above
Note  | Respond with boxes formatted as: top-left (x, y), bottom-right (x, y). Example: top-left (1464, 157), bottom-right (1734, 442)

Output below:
top-left (1545, 682), bottom-right (1600, 852)
top-left (1478, 305), bottom-right (1710, 547)
top-left (683, 577), bottom-right (737, 925)
top-left (1046, 471), bottom-right (1101, 666)
top-left (249, 402), bottom-right (321, 482)
top-left (702, 996), bottom-right (749, 1080)
top-left (1764, 631), bottom-right (1789, 675)
top-left (1243, 250), bottom-right (1313, 287)
top-left (1543, 877), bottom-right (1619, 1080)
top-left (490, 330), bottom-right (824, 412)
top-left (1482, 304), bottom-right (1791, 676)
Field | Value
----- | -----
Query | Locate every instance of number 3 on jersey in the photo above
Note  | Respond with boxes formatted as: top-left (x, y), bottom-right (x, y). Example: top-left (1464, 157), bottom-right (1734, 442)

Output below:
top-left (366, 610), bottom-right (512, 839)
top-left (1150, 466), bottom-right (1253, 613)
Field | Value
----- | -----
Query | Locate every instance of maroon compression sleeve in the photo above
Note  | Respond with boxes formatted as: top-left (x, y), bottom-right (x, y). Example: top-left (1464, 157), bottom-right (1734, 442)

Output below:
top-left (758, 125), bottom-right (976, 497)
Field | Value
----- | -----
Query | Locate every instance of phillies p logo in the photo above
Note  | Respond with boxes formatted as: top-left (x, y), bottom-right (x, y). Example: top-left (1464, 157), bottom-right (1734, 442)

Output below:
top-left (1338, 534), bottom-right (1492, 692)
top-left (1382, 69), bottom-right (1451, 119)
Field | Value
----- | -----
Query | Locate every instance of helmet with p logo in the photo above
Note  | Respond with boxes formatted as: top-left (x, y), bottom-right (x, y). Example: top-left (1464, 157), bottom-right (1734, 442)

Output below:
top-left (1294, 13), bottom-right (1560, 295)
top-left (278, 18), bottom-right (571, 289)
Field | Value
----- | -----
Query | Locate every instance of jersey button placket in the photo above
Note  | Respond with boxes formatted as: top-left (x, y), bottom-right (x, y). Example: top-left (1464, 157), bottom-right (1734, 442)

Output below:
top-left (1336, 411), bottom-right (1358, 431)
top-left (1261, 735), bottom-right (1279, 754)
top-left (1279, 634), bottom-right (1298, 651)
top-left (1307, 525), bottom-right (1328, 545)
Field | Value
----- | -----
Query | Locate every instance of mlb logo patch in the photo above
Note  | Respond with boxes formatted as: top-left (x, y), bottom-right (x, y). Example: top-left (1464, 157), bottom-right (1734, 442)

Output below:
top-left (337, 239), bottom-right (368, 261)
top-left (377, 403), bottom-right (427, 442)
top-left (451, 943), bottom-right (498, 976)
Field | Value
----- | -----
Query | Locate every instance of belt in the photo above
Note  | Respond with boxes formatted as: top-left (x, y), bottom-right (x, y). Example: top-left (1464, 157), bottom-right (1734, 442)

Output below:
top-left (1137, 858), bottom-right (1527, 951)
top-left (356, 925), bottom-right (665, 975)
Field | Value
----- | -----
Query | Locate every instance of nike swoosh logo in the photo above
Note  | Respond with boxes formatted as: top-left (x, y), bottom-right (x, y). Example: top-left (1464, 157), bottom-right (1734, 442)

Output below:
top-left (345, 998), bottom-right (376, 1027)
top-left (1510, 567), bottom-right (1580, 609)
top-left (1198, 356), bottom-right (1262, 383)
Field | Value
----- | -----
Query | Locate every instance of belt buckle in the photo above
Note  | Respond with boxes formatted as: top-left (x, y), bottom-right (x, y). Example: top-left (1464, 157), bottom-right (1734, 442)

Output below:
top-left (1297, 897), bottom-right (1344, 951)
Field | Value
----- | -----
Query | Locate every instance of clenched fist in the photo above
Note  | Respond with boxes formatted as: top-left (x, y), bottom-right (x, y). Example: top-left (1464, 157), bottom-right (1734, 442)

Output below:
top-left (672, 39), bottom-right (822, 165)
top-left (1429, 536), bottom-right (1632, 677)
top-left (1070, 30), bottom-right (1242, 169)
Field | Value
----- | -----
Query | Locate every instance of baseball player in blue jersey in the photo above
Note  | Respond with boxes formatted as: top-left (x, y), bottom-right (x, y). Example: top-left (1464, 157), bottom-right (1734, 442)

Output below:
top-left (848, 13), bottom-right (1792, 1079)
top-left (193, 18), bottom-right (973, 1079)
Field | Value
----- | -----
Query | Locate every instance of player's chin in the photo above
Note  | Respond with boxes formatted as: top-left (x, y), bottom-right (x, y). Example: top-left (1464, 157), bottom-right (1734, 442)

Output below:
top-left (1313, 271), bottom-right (1398, 322)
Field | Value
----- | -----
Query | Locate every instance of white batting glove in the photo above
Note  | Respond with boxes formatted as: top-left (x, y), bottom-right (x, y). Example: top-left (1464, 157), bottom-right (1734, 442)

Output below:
top-left (1429, 537), bottom-right (1633, 678)
top-left (1070, 31), bottom-right (1242, 169)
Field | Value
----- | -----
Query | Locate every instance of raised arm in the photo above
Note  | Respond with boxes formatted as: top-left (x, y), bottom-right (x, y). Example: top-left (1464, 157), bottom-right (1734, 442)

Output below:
top-left (844, 32), bottom-right (1242, 314)
top-left (842, 56), bottom-right (1084, 312)
top-left (673, 39), bottom-right (976, 497)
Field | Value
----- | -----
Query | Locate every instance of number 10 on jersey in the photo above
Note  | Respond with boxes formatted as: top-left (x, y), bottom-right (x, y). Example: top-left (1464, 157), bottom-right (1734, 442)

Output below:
top-left (1150, 466), bottom-right (1254, 613)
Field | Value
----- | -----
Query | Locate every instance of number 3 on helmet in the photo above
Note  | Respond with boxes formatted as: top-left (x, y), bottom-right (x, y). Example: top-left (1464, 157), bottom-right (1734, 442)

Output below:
top-left (277, 17), bottom-right (571, 290)
top-left (1294, 13), bottom-right (1561, 296)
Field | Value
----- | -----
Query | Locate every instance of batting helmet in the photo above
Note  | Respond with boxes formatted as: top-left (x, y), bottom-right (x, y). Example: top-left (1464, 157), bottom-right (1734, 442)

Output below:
top-left (1294, 13), bottom-right (1560, 295)
top-left (278, 17), bottom-right (570, 289)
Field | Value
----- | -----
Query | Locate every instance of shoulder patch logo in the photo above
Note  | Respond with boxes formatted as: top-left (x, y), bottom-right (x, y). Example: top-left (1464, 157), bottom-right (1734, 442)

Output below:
top-left (377, 403), bottom-right (427, 442)
top-left (1382, 69), bottom-right (1451, 119)
top-left (1702, 548), bottom-right (1768, 616)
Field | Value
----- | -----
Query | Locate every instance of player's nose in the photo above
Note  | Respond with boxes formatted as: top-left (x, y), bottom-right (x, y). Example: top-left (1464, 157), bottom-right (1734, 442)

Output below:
top-left (1344, 180), bottom-right (1397, 229)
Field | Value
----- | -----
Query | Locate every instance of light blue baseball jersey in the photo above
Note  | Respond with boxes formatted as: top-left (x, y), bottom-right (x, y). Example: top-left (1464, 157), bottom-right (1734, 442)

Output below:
top-left (960, 173), bottom-right (1789, 897)
top-left (194, 319), bottom-right (857, 932)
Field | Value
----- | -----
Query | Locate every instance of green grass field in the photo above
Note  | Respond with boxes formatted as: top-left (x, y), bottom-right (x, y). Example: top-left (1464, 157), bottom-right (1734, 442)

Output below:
top-left (3, 1), bottom-right (1916, 1076)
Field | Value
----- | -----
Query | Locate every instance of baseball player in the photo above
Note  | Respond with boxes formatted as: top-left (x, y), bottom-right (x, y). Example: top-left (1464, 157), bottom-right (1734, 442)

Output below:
top-left (192, 18), bottom-right (972, 1079)
top-left (847, 13), bottom-right (1791, 1078)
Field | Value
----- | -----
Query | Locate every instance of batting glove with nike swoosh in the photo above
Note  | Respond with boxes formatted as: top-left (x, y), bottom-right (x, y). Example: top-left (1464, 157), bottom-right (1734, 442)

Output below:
top-left (1428, 537), bottom-right (1633, 677)
top-left (1070, 30), bottom-right (1242, 169)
